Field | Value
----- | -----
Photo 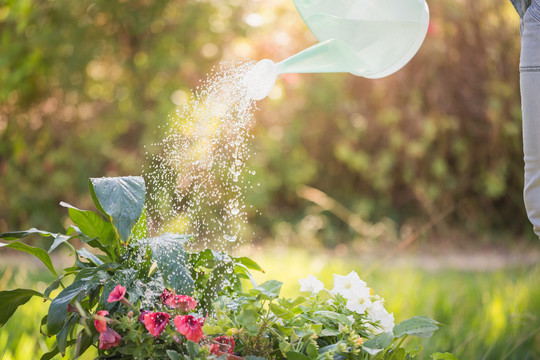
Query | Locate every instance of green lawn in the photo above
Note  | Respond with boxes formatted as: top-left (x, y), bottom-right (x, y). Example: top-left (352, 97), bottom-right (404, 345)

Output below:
top-left (1, 248), bottom-right (539, 360)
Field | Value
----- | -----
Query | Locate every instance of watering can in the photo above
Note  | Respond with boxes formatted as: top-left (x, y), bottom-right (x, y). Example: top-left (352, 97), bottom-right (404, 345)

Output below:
top-left (246, 0), bottom-right (430, 100)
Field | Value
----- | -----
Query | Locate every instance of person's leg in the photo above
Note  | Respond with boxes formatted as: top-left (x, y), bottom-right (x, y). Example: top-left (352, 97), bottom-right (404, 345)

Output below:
top-left (521, 0), bottom-right (540, 237)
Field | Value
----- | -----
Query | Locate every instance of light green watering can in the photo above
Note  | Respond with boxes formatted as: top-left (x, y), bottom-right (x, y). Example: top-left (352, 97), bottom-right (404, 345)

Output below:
top-left (246, 0), bottom-right (430, 100)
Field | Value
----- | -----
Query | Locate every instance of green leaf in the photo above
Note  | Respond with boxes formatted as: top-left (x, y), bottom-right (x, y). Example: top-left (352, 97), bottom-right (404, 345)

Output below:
top-left (0, 289), bottom-right (43, 327)
top-left (0, 228), bottom-right (71, 253)
top-left (431, 353), bottom-right (459, 360)
top-left (44, 275), bottom-right (65, 299)
top-left (60, 202), bottom-right (116, 247)
top-left (48, 234), bottom-right (74, 253)
top-left (286, 351), bottom-right (311, 360)
top-left (393, 316), bottom-right (439, 338)
top-left (77, 247), bottom-right (104, 266)
top-left (47, 268), bottom-right (96, 335)
top-left (305, 344), bottom-right (318, 359)
top-left (57, 314), bottom-right (77, 355)
top-left (363, 332), bottom-right (394, 355)
top-left (148, 234), bottom-right (194, 294)
top-left (132, 206), bottom-right (148, 240)
top-left (167, 350), bottom-right (186, 360)
top-left (89, 176), bottom-right (146, 243)
top-left (0, 228), bottom-right (58, 240)
top-left (233, 256), bottom-right (264, 273)
top-left (313, 311), bottom-right (353, 326)
top-left (270, 302), bottom-right (295, 320)
top-left (186, 340), bottom-right (200, 357)
top-left (320, 328), bottom-right (341, 337)
top-left (0, 241), bottom-right (57, 276)
top-left (249, 280), bottom-right (282, 299)
top-left (236, 309), bottom-right (259, 336)
top-left (244, 357), bottom-right (268, 360)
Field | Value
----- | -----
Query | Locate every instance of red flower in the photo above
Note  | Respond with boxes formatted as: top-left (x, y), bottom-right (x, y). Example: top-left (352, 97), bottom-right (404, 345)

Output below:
top-left (138, 310), bottom-right (150, 323)
top-left (99, 327), bottom-right (122, 349)
top-left (161, 288), bottom-right (175, 305)
top-left (165, 295), bottom-right (197, 312)
top-left (211, 336), bottom-right (235, 355)
top-left (94, 310), bottom-right (109, 334)
top-left (143, 311), bottom-right (170, 338)
top-left (174, 315), bottom-right (205, 343)
top-left (209, 344), bottom-right (220, 355)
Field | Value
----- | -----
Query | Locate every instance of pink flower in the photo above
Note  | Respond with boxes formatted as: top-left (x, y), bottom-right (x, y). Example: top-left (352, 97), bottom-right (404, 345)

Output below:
top-left (165, 295), bottom-right (197, 312)
top-left (107, 285), bottom-right (131, 306)
top-left (99, 327), bottom-right (122, 349)
top-left (174, 315), bottom-right (205, 343)
top-left (161, 288), bottom-right (175, 305)
top-left (94, 310), bottom-right (109, 334)
top-left (211, 336), bottom-right (235, 355)
top-left (143, 311), bottom-right (170, 338)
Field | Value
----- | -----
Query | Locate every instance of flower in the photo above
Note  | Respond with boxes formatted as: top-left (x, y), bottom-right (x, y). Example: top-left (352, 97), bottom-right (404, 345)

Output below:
top-left (143, 311), bottom-right (171, 338)
top-left (94, 310), bottom-right (109, 333)
top-left (366, 300), bottom-right (395, 335)
top-left (99, 327), bottom-right (122, 349)
top-left (165, 294), bottom-right (197, 312)
top-left (211, 335), bottom-right (235, 355)
top-left (298, 275), bottom-right (324, 294)
top-left (174, 315), bottom-right (205, 343)
top-left (161, 288), bottom-right (175, 305)
top-left (138, 310), bottom-right (150, 323)
top-left (345, 286), bottom-right (372, 314)
top-left (331, 271), bottom-right (367, 298)
top-left (107, 285), bottom-right (131, 306)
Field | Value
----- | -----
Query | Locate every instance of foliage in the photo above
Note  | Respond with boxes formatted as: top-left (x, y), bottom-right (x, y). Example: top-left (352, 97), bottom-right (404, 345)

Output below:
top-left (0, 176), bottom-right (453, 359)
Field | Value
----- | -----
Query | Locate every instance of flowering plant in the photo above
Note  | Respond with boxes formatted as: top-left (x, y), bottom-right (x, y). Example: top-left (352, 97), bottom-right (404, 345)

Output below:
top-left (0, 176), bottom-right (456, 359)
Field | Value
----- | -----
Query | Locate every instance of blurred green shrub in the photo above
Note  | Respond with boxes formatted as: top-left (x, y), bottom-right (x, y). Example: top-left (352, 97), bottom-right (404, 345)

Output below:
top-left (0, 0), bottom-right (528, 242)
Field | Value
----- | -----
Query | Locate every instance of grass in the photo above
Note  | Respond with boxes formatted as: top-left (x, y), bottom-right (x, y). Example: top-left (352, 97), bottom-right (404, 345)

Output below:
top-left (1, 247), bottom-right (539, 360)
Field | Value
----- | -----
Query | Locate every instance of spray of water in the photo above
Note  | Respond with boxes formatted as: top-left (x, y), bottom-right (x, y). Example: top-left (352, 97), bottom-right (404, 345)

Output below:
top-left (143, 61), bottom-right (275, 253)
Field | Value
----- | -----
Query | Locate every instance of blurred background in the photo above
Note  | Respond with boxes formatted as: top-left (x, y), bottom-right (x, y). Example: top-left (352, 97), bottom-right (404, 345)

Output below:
top-left (0, 0), bottom-right (538, 359)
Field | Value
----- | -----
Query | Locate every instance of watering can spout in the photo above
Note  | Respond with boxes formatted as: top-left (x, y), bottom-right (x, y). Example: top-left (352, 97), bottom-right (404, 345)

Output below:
top-left (276, 39), bottom-right (365, 75)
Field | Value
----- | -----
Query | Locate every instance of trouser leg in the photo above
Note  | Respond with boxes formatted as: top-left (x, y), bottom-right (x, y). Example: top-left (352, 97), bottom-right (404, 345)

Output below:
top-left (521, 0), bottom-right (540, 237)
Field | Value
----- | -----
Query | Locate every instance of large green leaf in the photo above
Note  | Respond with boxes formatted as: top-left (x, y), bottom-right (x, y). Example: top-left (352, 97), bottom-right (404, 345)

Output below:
top-left (47, 268), bottom-right (96, 335)
top-left (393, 316), bottom-right (440, 338)
top-left (148, 234), bottom-right (194, 295)
top-left (60, 202), bottom-right (116, 247)
top-left (232, 256), bottom-right (264, 273)
top-left (236, 308), bottom-right (259, 336)
top-left (0, 289), bottom-right (43, 327)
top-left (249, 280), bottom-right (283, 300)
top-left (363, 332), bottom-right (394, 355)
top-left (0, 241), bottom-right (57, 276)
top-left (89, 176), bottom-right (146, 243)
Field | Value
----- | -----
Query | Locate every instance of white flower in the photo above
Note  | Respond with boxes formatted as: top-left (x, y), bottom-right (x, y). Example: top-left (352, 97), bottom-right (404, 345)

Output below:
top-left (366, 300), bottom-right (395, 334)
top-left (331, 271), bottom-right (367, 298)
top-left (345, 286), bottom-right (372, 314)
top-left (298, 274), bottom-right (325, 294)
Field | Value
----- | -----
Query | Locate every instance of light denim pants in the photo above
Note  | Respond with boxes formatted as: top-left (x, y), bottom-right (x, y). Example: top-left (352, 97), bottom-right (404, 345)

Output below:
top-left (521, 0), bottom-right (540, 237)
